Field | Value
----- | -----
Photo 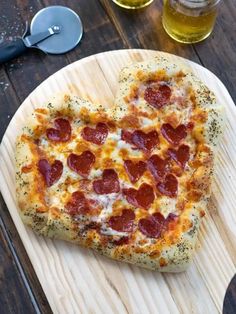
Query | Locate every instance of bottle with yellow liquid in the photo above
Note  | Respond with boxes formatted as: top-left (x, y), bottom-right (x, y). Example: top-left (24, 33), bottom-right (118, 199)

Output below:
top-left (162, 0), bottom-right (221, 43)
top-left (112, 0), bottom-right (154, 9)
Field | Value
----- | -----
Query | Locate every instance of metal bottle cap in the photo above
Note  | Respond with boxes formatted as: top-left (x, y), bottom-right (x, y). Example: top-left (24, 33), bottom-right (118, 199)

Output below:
top-left (30, 6), bottom-right (83, 54)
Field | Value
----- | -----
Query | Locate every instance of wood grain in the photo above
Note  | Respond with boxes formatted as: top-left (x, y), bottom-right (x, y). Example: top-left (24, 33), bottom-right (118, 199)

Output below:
top-left (100, 0), bottom-right (236, 103)
top-left (0, 194), bottom-right (53, 314)
top-left (99, 0), bottom-right (199, 62)
top-left (0, 49), bottom-right (235, 314)
top-left (192, 0), bottom-right (236, 103)
top-left (0, 207), bottom-right (37, 314)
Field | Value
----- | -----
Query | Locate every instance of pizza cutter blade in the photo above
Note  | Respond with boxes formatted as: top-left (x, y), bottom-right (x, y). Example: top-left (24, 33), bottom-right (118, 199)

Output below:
top-left (0, 6), bottom-right (83, 64)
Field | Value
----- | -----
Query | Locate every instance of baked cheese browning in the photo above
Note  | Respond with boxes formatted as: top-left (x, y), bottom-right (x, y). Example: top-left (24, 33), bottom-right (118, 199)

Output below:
top-left (16, 57), bottom-right (224, 272)
top-left (18, 103), bottom-right (197, 240)
top-left (17, 136), bottom-right (49, 214)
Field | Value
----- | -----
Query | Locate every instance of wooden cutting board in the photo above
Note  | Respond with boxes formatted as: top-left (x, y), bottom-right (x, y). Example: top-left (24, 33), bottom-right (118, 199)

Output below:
top-left (0, 49), bottom-right (235, 314)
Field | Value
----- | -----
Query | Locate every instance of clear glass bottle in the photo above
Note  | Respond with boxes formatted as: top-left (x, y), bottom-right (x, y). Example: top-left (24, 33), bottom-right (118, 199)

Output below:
top-left (162, 0), bottom-right (221, 43)
top-left (112, 0), bottom-right (154, 9)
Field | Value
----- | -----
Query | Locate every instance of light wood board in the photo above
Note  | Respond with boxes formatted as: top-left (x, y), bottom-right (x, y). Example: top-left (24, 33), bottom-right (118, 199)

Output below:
top-left (0, 49), bottom-right (235, 314)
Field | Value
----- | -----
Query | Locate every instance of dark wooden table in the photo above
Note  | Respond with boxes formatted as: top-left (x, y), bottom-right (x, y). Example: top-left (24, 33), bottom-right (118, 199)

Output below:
top-left (0, 1), bottom-right (235, 313)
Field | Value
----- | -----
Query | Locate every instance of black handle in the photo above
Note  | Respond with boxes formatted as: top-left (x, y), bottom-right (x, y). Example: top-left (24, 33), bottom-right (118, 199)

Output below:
top-left (0, 38), bottom-right (28, 64)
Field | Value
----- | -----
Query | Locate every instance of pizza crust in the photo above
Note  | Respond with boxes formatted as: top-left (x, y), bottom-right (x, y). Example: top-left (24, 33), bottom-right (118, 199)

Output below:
top-left (15, 58), bottom-right (225, 272)
top-left (115, 55), bottom-right (225, 148)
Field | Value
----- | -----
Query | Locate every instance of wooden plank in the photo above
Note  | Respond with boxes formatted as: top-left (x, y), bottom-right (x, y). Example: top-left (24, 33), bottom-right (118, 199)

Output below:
top-left (99, 0), bottom-right (236, 104)
top-left (0, 202), bottom-right (37, 314)
top-left (3, 0), bottom-right (124, 103)
top-left (0, 68), bottom-right (20, 140)
top-left (0, 194), bottom-right (53, 314)
top-left (192, 0), bottom-right (236, 102)
top-left (0, 49), bottom-right (235, 313)
top-left (99, 0), bottom-right (200, 62)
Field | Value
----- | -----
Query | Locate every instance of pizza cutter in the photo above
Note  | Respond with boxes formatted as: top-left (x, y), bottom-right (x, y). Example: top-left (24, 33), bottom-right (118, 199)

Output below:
top-left (0, 6), bottom-right (83, 64)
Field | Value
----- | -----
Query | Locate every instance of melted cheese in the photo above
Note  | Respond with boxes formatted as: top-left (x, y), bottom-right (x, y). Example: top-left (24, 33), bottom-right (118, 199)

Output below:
top-left (36, 111), bottom-right (196, 240)
top-left (31, 71), bottom-right (203, 244)
top-left (100, 227), bottom-right (128, 237)
top-left (90, 193), bottom-right (118, 222)
top-left (158, 197), bottom-right (177, 218)
top-left (141, 117), bottom-right (154, 127)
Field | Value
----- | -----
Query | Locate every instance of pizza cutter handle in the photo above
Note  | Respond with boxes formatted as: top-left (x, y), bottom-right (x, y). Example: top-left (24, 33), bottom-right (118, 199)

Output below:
top-left (0, 38), bottom-right (28, 64)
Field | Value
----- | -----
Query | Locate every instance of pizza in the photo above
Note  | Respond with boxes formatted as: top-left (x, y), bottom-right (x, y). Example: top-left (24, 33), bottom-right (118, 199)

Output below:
top-left (15, 57), bottom-right (225, 272)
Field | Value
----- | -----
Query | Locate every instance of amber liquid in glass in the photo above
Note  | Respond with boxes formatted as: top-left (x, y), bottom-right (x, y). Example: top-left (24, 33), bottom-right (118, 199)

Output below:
top-left (162, 0), bottom-right (218, 43)
top-left (112, 0), bottom-right (154, 9)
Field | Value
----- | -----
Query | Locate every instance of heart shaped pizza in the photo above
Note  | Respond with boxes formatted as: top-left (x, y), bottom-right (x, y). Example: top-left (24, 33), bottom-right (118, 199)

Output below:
top-left (15, 57), bottom-right (225, 272)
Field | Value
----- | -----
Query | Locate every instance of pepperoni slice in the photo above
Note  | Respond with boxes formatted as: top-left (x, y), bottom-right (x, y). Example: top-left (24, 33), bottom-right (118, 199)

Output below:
top-left (161, 123), bottom-right (187, 146)
top-left (156, 174), bottom-right (178, 198)
top-left (84, 221), bottom-right (101, 232)
top-left (138, 212), bottom-right (177, 238)
top-left (144, 84), bottom-right (171, 109)
top-left (65, 191), bottom-right (90, 215)
top-left (113, 237), bottom-right (129, 246)
top-left (162, 213), bottom-right (178, 232)
top-left (82, 123), bottom-right (108, 145)
top-left (132, 130), bottom-right (159, 153)
top-left (168, 144), bottom-right (190, 168)
top-left (165, 213), bottom-right (178, 224)
top-left (138, 214), bottom-right (163, 238)
top-left (123, 183), bottom-right (155, 209)
top-left (93, 169), bottom-right (120, 194)
top-left (147, 155), bottom-right (169, 181)
top-left (108, 209), bottom-right (135, 232)
top-left (67, 151), bottom-right (95, 178)
top-left (186, 122), bottom-right (194, 130)
top-left (46, 118), bottom-right (71, 142)
top-left (121, 130), bottom-right (133, 144)
top-left (121, 129), bottom-right (159, 153)
top-left (124, 160), bottom-right (146, 183)
top-left (152, 212), bottom-right (166, 224)
top-left (38, 159), bottom-right (63, 187)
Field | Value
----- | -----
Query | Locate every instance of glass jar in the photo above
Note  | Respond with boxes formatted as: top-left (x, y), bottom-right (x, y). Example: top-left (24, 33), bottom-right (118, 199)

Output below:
top-left (162, 0), bottom-right (221, 43)
top-left (112, 0), bottom-right (154, 9)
